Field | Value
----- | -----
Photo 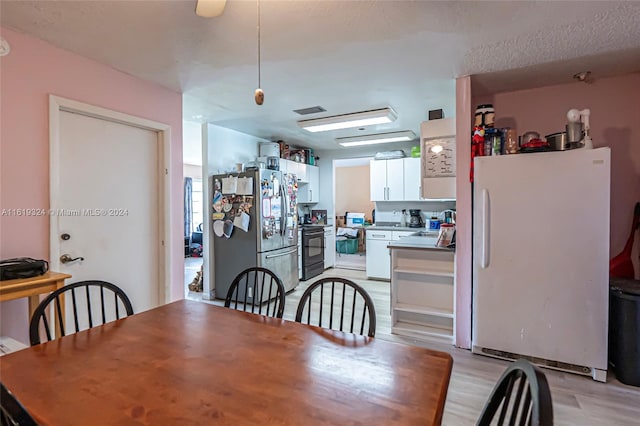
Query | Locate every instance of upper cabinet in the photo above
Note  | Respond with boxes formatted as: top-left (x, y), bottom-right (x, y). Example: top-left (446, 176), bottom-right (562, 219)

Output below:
top-left (370, 157), bottom-right (432, 202)
top-left (403, 157), bottom-right (421, 201)
top-left (298, 165), bottom-right (319, 203)
top-left (281, 158), bottom-right (318, 203)
top-left (420, 118), bottom-right (456, 200)
top-left (280, 159), bottom-right (309, 183)
top-left (370, 158), bottom-right (404, 201)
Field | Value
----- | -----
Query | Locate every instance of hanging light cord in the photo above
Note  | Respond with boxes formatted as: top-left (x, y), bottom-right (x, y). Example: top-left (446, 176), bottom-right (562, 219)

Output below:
top-left (257, 0), bottom-right (261, 89)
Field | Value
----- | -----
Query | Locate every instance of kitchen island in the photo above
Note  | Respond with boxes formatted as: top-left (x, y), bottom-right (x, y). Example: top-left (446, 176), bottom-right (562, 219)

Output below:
top-left (364, 226), bottom-right (435, 280)
top-left (388, 237), bottom-right (455, 343)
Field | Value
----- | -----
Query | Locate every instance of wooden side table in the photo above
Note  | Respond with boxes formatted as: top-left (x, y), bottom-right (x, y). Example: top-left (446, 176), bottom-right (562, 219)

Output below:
top-left (0, 272), bottom-right (72, 339)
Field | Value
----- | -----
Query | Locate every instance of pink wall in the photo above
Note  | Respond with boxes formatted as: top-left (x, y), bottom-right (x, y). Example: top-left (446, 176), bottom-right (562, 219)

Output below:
top-left (0, 27), bottom-right (184, 343)
top-left (476, 73), bottom-right (640, 256)
top-left (455, 76), bottom-right (472, 349)
top-left (455, 72), bottom-right (640, 348)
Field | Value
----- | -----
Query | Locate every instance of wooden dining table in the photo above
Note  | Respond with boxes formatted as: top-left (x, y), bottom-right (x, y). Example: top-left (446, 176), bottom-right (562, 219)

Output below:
top-left (0, 299), bottom-right (453, 425)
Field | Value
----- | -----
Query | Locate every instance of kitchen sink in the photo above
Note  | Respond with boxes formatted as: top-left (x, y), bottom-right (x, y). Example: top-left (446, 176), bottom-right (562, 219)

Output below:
top-left (411, 231), bottom-right (439, 237)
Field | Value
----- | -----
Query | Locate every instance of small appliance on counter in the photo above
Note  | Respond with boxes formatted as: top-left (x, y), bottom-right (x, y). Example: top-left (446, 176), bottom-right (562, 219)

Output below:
top-left (408, 209), bottom-right (424, 228)
top-left (545, 132), bottom-right (571, 151)
top-left (266, 156), bottom-right (279, 170)
top-left (567, 108), bottom-right (593, 149)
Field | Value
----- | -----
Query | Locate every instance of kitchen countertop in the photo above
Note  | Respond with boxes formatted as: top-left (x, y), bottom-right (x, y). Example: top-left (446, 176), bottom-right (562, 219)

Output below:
top-left (365, 225), bottom-right (431, 232)
top-left (387, 236), bottom-right (455, 251)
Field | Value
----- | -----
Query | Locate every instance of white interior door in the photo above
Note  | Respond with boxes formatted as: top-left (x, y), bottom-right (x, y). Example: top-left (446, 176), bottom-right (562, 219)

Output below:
top-left (52, 110), bottom-right (162, 328)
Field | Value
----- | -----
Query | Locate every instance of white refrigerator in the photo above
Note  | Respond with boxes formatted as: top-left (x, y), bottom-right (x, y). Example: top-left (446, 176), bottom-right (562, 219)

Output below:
top-left (472, 148), bottom-right (610, 382)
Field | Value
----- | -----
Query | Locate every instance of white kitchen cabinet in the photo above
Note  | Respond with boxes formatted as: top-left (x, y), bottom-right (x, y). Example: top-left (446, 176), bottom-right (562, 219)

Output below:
top-left (323, 226), bottom-right (335, 269)
top-left (369, 160), bottom-right (387, 201)
top-left (366, 230), bottom-right (416, 280)
top-left (279, 159), bottom-right (288, 173)
top-left (298, 165), bottom-right (319, 203)
top-left (390, 247), bottom-right (455, 343)
top-left (281, 159), bottom-right (308, 183)
top-left (392, 231), bottom-right (415, 240)
top-left (295, 162), bottom-right (309, 183)
top-left (365, 230), bottom-right (392, 280)
top-left (369, 158), bottom-right (404, 201)
top-left (403, 158), bottom-right (422, 201)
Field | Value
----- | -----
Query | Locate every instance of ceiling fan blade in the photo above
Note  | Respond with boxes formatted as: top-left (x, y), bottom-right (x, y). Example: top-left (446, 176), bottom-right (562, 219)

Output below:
top-left (195, 0), bottom-right (226, 18)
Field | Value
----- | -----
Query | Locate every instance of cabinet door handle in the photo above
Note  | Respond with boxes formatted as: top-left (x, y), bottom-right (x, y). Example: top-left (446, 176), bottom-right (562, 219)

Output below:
top-left (310, 189), bottom-right (312, 200)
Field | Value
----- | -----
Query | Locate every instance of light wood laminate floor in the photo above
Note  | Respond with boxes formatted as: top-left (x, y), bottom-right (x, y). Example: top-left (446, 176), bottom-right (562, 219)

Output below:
top-left (191, 268), bottom-right (640, 425)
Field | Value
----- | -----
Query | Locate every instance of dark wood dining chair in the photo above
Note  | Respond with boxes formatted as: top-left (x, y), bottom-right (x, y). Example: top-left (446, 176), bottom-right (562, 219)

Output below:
top-left (224, 267), bottom-right (286, 318)
top-left (477, 359), bottom-right (553, 426)
top-left (29, 280), bottom-right (134, 346)
top-left (295, 277), bottom-right (376, 337)
top-left (1, 382), bottom-right (37, 426)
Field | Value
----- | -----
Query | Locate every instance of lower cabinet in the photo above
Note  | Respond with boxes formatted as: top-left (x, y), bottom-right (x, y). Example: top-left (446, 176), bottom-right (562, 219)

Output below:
top-left (324, 226), bottom-right (335, 269)
top-left (365, 230), bottom-right (415, 280)
top-left (390, 247), bottom-right (455, 343)
top-left (366, 231), bottom-right (391, 279)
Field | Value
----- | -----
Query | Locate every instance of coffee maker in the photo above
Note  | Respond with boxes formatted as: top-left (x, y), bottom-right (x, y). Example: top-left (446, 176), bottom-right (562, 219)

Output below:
top-left (408, 209), bottom-right (424, 228)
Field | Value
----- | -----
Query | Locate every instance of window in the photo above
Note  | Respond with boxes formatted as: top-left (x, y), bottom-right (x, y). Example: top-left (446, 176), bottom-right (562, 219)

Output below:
top-left (192, 179), bottom-right (203, 232)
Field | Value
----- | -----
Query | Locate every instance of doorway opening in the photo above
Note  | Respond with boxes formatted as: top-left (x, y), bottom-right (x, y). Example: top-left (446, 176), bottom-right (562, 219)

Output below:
top-left (332, 158), bottom-right (373, 271)
top-left (183, 121), bottom-right (204, 296)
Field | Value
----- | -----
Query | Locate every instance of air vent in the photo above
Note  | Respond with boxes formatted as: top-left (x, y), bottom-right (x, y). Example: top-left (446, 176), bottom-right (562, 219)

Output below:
top-left (293, 106), bottom-right (326, 115)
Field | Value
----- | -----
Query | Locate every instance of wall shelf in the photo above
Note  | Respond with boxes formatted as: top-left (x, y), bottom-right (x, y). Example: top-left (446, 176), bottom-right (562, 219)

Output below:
top-left (392, 321), bottom-right (453, 343)
top-left (390, 247), bottom-right (455, 344)
top-left (394, 303), bottom-right (453, 318)
top-left (394, 268), bottom-right (454, 278)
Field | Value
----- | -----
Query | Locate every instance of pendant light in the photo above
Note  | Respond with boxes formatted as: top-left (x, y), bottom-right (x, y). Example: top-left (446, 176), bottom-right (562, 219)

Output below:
top-left (254, 0), bottom-right (264, 105)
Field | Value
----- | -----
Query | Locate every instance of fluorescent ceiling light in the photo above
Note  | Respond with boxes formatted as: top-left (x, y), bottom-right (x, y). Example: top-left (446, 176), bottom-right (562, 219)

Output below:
top-left (298, 107), bottom-right (397, 133)
top-left (337, 131), bottom-right (416, 147)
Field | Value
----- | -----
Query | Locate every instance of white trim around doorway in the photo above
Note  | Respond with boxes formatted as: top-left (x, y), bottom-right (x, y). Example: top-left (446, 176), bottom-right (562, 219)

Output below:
top-left (49, 95), bottom-right (173, 304)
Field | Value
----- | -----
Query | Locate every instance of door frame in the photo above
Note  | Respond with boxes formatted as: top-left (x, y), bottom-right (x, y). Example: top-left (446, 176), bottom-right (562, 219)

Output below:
top-left (49, 95), bottom-right (173, 304)
top-left (332, 157), bottom-right (373, 226)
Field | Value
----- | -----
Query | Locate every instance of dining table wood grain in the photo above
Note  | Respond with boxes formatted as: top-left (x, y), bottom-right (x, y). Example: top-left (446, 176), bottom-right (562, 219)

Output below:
top-left (0, 299), bottom-right (453, 425)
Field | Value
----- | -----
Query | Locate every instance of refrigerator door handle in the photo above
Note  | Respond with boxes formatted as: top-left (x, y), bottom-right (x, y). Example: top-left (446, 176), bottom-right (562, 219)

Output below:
top-left (281, 183), bottom-right (287, 236)
top-left (265, 249), bottom-right (297, 259)
top-left (482, 188), bottom-right (490, 268)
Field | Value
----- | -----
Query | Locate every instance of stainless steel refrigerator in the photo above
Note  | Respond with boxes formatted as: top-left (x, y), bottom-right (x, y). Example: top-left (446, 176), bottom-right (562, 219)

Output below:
top-left (212, 168), bottom-right (299, 302)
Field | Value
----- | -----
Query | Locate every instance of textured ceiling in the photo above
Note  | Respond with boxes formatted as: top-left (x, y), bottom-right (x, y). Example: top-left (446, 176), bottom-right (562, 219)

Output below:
top-left (2, 0), bottom-right (640, 150)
